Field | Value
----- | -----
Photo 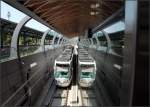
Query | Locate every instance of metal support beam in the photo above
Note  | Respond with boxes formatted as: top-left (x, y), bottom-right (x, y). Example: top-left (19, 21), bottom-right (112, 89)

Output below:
top-left (52, 35), bottom-right (56, 44)
top-left (60, 38), bottom-right (64, 44)
top-left (120, 0), bottom-right (138, 106)
top-left (1, 27), bottom-right (4, 48)
top-left (40, 29), bottom-right (50, 51)
top-left (87, 39), bottom-right (90, 45)
top-left (59, 37), bottom-right (62, 44)
top-left (62, 39), bottom-right (65, 44)
top-left (57, 37), bottom-right (61, 44)
top-left (10, 16), bottom-right (31, 58)
top-left (102, 31), bottom-right (112, 50)
top-left (92, 7), bottom-right (124, 33)
top-left (90, 38), bottom-right (93, 45)
top-left (95, 37), bottom-right (100, 46)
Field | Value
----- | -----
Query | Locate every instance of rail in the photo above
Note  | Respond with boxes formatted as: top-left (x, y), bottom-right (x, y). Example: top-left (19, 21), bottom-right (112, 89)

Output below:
top-left (1, 67), bottom-right (50, 107)
top-left (48, 86), bottom-right (70, 107)
top-left (80, 87), bottom-right (84, 106)
top-left (80, 87), bottom-right (97, 107)
top-left (64, 87), bottom-right (69, 106)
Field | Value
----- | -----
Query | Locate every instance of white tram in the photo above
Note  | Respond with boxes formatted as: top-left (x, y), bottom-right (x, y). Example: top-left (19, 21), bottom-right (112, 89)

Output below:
top-left (54, 46), bottom-right (73, 87)
top-left (78, 48), bottom-right (97, 87)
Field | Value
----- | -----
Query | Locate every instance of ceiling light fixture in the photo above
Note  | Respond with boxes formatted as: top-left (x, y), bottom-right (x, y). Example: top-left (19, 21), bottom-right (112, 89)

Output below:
top-left (95, 11), bottom-right (99, 15)
top-left (90, 11), bottom-right (95, 15)
top-left (90, 3), bottom-right (100, 9)
top-left (90, 11), bottom-right (99, 16)
top-left (95, 3), bottom-right (100, 8)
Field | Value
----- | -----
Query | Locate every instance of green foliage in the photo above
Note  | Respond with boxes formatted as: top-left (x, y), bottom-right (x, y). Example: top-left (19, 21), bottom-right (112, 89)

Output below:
top-left (3, 33), bottom-right (11, 46)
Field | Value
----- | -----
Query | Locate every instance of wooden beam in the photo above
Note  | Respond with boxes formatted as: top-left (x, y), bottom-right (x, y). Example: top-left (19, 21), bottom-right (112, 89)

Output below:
top-left (25, 0), bottom-right (47, 8)
top-left (43, 4), bottom-right (97, 21)
top-left (35, 4), bottom-right (61, 14)
top-left (45, 9), bottom-right (84, 22)
top-left (40, 3), bottom-right (82, 18)
top-left (34, 0), bottom-right (68, 13)
top-left (49, 16), bottom-right (81, 26)
top-left (24, 0), bottom-right (42, 6)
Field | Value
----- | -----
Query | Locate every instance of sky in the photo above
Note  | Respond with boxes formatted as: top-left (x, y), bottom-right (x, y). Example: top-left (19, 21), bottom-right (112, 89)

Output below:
top-left (1, 1), bottom-right (49, 32)
top-left (1, 1), bottom-right (125, 34)
top-left (104, 21), bottom-right (125, 33)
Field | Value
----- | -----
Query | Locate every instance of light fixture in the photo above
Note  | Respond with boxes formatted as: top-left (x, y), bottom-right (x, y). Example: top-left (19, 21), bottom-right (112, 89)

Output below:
top-left (90, 3), bottom-right (100, 9)
top-left (90, 4), bottom-right (96, 9)
top-left (95, 11), bottom-right (99, 15)
top-left (90, 11), bottom-right (95, 15)
top-left (95, 3), bottom-right (100, 8)
top-left (90, 11), bottom-right (99, 16)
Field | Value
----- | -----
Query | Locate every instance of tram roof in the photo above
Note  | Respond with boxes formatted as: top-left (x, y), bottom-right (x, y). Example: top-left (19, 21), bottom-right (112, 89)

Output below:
top-left (78, 53), bottom-right (94, 62)
top-left (79, 57), bottom-right (94, 62)
top-left (3, 0), bottom-right (124, 38)
top-left (56, 54), bottom-right (72, 62)
top-left (56, 48), bottom-right (73, 61)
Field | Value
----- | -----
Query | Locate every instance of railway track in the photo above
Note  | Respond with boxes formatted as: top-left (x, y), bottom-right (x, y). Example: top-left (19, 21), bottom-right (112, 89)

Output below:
top-left (40, 80), bottom-right (98, 107)
top-left (49, 86), bottom-right (70, 107)
top-left (80, 87), bottom-right (97, 107)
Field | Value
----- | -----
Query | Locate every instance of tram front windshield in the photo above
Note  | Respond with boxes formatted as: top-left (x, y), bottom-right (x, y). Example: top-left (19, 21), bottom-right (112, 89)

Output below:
top-left (54, 71), bottom-right (69, 78)
top-left (80, 64), bottom-right (95, 78)
top-left (55, 64), bottom-right (70, 78)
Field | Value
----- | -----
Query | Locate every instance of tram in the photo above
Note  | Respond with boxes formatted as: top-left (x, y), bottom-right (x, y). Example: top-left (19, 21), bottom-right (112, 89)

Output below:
top-left (78, 48), bottom-right (97, 87)
top-left (54, 46), bottom-right (73, 87)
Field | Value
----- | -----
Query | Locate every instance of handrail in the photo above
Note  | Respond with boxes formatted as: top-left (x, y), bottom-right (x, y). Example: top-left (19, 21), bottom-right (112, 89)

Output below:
top-left (1, 67), bottom-right (46, 107)
top-left (15, 73), bottom-right (46, 106)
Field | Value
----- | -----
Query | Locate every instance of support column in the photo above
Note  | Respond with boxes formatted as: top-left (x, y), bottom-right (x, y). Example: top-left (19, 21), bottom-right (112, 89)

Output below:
top-left (57, 37), bottom-right (61, 44)
top-left (102, 31), bottom-right (112, 50)
top-left (60, 38), bottom-right (64, 44)
top-left (87, 39), bottom-right (90, 45)
top-left (40, 29), bottom-right (50, 51)
top-left (1, 27), bottom-right (4, 48)
top-left (90, 38), bottom-right (93, 45)
top-left (10, 16), bottom-right (31, 58)
top-left (60, 38), bottom-right (63, 44)
top-left (88, 39), bottom-right (91, 45)
top-left (120, 0), bottom-right (138, 106)
top-left (95, 37), bottom-right (100, 46)
top-left (62, 39), bottom-right (65, 44)
top-left (129, 0), bottom-right (149, 106)
top-left (52, 35), bottom-right (56, 44)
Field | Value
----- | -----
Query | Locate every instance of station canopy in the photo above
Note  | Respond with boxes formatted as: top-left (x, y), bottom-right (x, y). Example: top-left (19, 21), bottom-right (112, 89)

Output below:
top-left (6, 0), bottom-right (124, 38)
